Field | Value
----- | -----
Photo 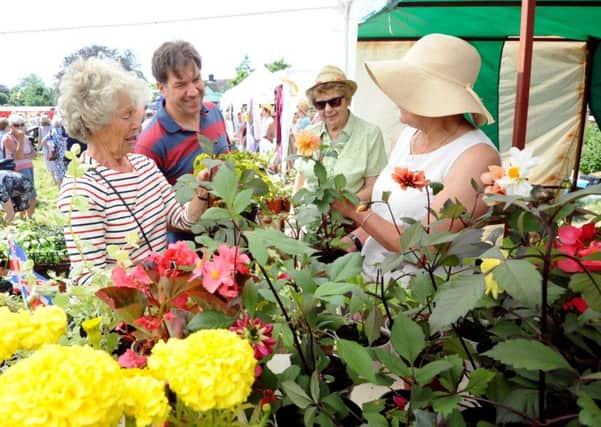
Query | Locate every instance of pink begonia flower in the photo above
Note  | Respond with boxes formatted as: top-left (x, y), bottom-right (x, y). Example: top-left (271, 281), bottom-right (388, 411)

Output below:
top-left (158, 241), bottom-right (200, 277)
top-left (215, 244), bottom-right (251, 274)
top-left (118, 349), bottom-right (147, 368)
top-left (563, 297), bottom-right (588, 313)
top-left (277, 272), bottom-right (291, 281)
top-left (556, 222), bottom-right (601, 272)
top-left (201, 257), bottom-right (233, 294)
top-left (393, 395), bottom-right (408, 410)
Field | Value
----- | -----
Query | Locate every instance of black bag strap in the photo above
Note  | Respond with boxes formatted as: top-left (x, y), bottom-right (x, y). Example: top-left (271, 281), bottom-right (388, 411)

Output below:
top-left (92, 168), bottom-right (153, 252)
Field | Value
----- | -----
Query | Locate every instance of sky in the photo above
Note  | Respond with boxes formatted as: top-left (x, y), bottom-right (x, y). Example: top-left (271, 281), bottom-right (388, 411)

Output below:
top-left (1, 0), bottom-right (358, 90)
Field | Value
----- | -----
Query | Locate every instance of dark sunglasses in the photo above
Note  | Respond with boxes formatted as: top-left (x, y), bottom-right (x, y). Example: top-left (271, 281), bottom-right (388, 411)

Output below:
top-left (313, 96), bottom-right (344, 110)
top-left (12, 123), bottom-right (24, 128)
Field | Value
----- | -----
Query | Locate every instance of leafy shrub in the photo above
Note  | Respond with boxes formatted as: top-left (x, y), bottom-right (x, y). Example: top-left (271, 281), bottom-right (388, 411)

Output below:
top-left (579, 122), bottom-right (601, 174)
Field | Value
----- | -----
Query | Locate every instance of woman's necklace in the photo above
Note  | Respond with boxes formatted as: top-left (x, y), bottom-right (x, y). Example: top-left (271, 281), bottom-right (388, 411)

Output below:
top-left (411, 122), bottom-right (464, 155)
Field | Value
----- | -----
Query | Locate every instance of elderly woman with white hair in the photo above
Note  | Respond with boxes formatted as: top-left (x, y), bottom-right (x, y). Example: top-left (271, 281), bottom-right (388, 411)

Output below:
top-left (332, 34), bottom-right (501, 282)
top-left (57, 56), bottom-right (211, 285)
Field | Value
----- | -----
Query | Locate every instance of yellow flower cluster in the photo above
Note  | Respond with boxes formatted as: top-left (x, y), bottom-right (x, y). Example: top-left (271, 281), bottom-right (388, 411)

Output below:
top-left (0, 305), bottom-right (66, 362)
top-left (148, 329), bottom-right (257, 412)
top-left (0, 344), bottom-right (123, 426)
top-left (121, 368), bottom-right (171, 427)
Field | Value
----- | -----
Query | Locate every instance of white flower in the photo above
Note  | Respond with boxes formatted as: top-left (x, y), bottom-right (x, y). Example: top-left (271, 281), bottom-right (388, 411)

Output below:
top-left (496, 147), bottom-right (540, 197)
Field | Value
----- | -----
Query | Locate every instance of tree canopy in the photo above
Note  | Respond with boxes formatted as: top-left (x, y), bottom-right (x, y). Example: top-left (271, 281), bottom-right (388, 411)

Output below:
top-left (4, 75), bottom-right (55, 106)
top-left (55, 45), bottom-right (145, 82)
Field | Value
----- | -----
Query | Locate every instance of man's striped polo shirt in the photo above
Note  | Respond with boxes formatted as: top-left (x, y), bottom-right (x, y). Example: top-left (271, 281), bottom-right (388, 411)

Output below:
top-left (134, 101), bottom-right (230, 185)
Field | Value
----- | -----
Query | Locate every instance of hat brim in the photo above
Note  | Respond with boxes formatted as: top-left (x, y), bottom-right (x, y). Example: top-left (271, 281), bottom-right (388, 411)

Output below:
top-left (306, 79), bottom-right (358, 99)
top-left (365, 59), bottom-right (494, 126)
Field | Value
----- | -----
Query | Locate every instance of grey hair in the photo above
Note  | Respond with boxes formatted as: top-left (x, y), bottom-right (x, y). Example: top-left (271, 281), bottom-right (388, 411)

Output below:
top-left (8, 114), bottom-right (25, 126)
top-left (152, 40), bottom-right (201, 84)
top-left (57, 56), bottom-right (150, 142)
top-left (306, 82), bottom-right (353, 104)
top-left (52, 116), bottom-right (63, 127)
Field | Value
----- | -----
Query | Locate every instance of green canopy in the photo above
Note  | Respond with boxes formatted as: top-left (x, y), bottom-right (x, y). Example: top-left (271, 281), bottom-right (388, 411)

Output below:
top-left (358, 0), bottom-right (601, 146)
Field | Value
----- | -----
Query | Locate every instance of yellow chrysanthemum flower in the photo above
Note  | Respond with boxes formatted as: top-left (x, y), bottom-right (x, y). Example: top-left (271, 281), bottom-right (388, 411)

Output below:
top-left (148, 329), bottom-right (256, 412)
top-left (0, 306), bottom-right (66, 362)
top-left (121, 369), bottom-right (170, 427)
top-left (0, 345), bottom-right (124, 427)
top-left (481, 258), bottom-right (503, 299)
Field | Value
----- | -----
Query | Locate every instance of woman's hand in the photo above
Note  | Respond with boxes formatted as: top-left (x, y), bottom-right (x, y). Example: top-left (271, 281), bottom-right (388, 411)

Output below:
top-left (196, 168), bottom-right (212, 183)
top-left (331, 198), bottom-right (358, 222)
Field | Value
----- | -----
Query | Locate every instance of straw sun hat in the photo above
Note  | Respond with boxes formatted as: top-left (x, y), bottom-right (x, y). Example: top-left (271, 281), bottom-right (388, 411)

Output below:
top-left (365, 33), bottom-right (494, 126)
top-left (306, 65), bottom-right (358, 99)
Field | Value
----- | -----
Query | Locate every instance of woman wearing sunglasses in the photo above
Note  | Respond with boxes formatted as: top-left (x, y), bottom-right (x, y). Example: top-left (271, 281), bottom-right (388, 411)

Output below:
top-left (1, 114), bottom-right (37, 218)
top-left (293, 65), bottom-right (388, 202)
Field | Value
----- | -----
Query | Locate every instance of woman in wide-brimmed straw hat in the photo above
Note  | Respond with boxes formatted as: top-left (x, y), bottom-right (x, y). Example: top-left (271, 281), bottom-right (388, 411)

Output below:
top-left (332, 33), bottom-right (501, 282)
top-left (294, 65), bottom-right (388, 201)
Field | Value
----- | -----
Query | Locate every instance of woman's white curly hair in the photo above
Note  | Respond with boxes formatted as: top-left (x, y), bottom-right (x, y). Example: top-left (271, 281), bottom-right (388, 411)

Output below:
top-left (57, 56), bottom-right (150, 142)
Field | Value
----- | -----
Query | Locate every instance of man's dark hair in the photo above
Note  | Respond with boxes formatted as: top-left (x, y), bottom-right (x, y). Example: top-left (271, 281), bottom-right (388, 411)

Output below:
top-left (151, 40), bottom-right (202, 83)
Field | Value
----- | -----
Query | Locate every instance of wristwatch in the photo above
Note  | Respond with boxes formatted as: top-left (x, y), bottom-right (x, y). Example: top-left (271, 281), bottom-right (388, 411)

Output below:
top-left (349, 232), bottom-right (362, 251)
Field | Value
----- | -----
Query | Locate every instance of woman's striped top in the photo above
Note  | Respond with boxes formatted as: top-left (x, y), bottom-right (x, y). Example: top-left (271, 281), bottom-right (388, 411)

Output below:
top-left (58, 152), bottom-right (194, 285)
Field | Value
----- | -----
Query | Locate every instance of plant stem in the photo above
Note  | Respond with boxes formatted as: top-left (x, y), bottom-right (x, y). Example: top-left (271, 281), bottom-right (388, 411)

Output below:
top-left (539, 219), bottom-right (555, 423)
top-left (451, 323), bottom-right (477, 370)
top-left (257, 263), bottom-right (309, 372)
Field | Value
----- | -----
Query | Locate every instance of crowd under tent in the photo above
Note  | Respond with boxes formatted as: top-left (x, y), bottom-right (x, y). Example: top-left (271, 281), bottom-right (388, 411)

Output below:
top-left (352, 0), bottom-right (601, 186)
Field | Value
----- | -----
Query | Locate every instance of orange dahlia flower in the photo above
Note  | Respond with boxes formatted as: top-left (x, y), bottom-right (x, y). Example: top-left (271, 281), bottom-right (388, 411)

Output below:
top-left (391, 167), bottom-right (430, 191)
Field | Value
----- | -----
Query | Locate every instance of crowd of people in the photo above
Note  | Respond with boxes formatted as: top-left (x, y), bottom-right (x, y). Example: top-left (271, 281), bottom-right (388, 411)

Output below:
top-left (2, 33), bottom-right (501, 284)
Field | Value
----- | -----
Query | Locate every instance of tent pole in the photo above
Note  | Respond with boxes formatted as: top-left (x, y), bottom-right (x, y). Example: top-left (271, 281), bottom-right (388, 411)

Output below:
top-left (511, 0), bottom-right (536, 149)
top-left (571, 42), bottom-right (593, 190)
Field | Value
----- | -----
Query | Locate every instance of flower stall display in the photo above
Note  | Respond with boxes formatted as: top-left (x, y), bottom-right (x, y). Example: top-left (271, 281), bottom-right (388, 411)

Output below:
top-left (2, 143), bottom-right (601, 427)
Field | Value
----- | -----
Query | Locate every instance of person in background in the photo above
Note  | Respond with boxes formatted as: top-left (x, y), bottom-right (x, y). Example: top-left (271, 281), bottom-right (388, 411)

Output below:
top-left (0, 118), bottom-right (9, 159)
top-left (38, 115), bottom-right (56, 183)
top-left (294, 100), bottom-right (312, 133)
top-left (258, 104), bottom-right (275, 156)
top-left (141, 108), bottom-right (155, 130)
top-left (1, 114), bottom-right (37, 218)
top-left (57, 56), bottom-right (212, 285)
top-left (331, 33), bottom-right (500, 282)
top-left (0, 169), bottom-right (34, 224)
top-left (294, 65), bottom-right (388, 202)
top-left (49, 117), bottom-right (69, 186)
top-left (134, 40), bottom-right (230, 242)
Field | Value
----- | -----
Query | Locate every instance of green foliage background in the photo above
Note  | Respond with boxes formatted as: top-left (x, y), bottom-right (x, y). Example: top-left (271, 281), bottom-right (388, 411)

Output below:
top-left (580, 122), bottom-right (601, 175)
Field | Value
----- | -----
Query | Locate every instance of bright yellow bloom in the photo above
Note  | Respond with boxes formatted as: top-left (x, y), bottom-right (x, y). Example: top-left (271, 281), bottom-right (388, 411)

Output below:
top-left (148, 329), bottom-right (256, 412)
top-left (481, 258), bottom-right (503, 299)
top-left (295, 131), bottom-right (321, 157)
top-left (82, 317), bottom-right (102, 349)
top-left (121, 369), bottom-right (170, 427)
top-left (0, 306), bottom-right (66, 362)
top-left (0, 345), bottom-right (124, 427)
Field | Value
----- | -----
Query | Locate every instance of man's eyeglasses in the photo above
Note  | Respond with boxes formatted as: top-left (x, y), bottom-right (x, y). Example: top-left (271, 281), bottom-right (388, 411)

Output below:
top-left (12, 123), bottom-right (24, 128)
top-left (313, 96), bottom-right (345, 111)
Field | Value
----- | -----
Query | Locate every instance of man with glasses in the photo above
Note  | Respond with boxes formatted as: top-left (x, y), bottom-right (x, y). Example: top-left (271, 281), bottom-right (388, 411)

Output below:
top-left (1, 115), bottom-right (37, 218)
top-left (294, 65), bottom-right (387, 204)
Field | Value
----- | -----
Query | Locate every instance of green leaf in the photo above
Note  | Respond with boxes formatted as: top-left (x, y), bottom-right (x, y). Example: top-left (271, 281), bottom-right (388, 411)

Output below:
top-left (197, 134), bottom-right (215, 157)
top-left (414, 410), bottom-right (436, 427)
top-left (391, 312), bottom-right (425, 365)
top-left (423, 230), bottom-right (457, 246)
top-left (579, 392), bottom-right (601, 427)
top-left (322, 393), bottom-right (347, 415)
top-left (232, 189), bottom-right (254, 214)
top-left (173, 174), bottom-right (197, 204)
top-left (326, 252), bottom-right (363, 281)
top-left (448, 409), bottom-right (467, 427)
top-left (303, 406), bottom-right (317, 427)
top-left (429, 182), bottom-right (444, 195)
top-left (186, 310), bottom-right (235, 331)
top-left (448, 229), bottom-right (491, 258)
top-left (201, 207), bottom-right (232, 221)
top-left (497, 389), bottom-right (538, 424)
top-left (429, 274), bottom-right (485, 332)
top-left (313, 281), bottom-right (357, 299)
top-left (569, 273), bottom-right (601, 312)
top-left (373, 347), bottom-right (412, 378)
top-left (409, 270), bottom-right (435, 303)
top-left (483, 339), bottom-right (573, 372)
top-left (212, 165), bottom-right (238, 206)
top-left (365, 306), bottom-right (385, 345)
top-left (281, 380), bottom-right (313, 409)
top-left (432, 394), bottom-right (461, 416)
top-left (415, 360), bottom-right (455, 385)
top-left (245, 228), bottom-right (315, 265)
top-left (242, 282), bottom-right (257, 316)
top-left (493, 259), bottom-right (542, 308)
top-left (95, 287), bottom-right (146, 323)
top-left (310, 370), bottom-right (320, 401)
top-left (336, 338), bottom-right (378, 382)
top-left (333, 174), bottom-right (346, 190)
top-left (313, 162), bottom-right (327, 185)
top-left (400, 222), bottom-right (426, 250)
top-left (465, 368), bottom-right (496, 397)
